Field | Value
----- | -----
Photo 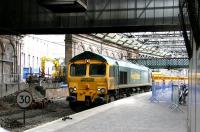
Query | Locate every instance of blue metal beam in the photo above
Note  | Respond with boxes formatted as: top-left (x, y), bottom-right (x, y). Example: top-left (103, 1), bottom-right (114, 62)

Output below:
top-left (128, 58), bottom-right (189, 69)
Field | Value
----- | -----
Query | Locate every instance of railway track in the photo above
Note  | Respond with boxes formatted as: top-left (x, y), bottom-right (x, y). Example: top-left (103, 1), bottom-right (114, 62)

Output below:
top-left (0, 98), bottom-right (75, 132)
top-left (0, 90), bottom-right (145, 132)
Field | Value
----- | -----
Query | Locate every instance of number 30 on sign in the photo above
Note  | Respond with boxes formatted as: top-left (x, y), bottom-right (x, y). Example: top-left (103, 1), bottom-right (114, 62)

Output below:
top-left (17, 91), bottom-right (33, 109)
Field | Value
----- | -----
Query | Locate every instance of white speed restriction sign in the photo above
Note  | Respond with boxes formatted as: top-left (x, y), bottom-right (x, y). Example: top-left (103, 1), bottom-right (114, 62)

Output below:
top-left (17, 91), bottom-right (33, 108)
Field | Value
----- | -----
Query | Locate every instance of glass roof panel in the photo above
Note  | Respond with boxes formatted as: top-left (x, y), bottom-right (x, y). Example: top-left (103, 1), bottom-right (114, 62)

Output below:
top-left (118, 41), bottom-right (124, 45)
top-left (91, 31), bottom-right (188, 58)
top-left (107, 33), bottom-right (116, 38)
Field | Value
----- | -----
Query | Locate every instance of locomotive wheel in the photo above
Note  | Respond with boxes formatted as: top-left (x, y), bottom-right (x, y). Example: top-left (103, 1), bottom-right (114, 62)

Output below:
top-left (109, 96), bottom-right (115, 102)
top-left (125, 89), bottom-right (131, 97)
top-left (126, 93), bottom-right (131, 97)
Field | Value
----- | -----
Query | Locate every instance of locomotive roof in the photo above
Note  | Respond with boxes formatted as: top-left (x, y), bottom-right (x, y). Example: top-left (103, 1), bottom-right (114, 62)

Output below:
top-left (70, 51), bottom-right (107, 62)
top-left (70, 51), bottom-right (149, 71)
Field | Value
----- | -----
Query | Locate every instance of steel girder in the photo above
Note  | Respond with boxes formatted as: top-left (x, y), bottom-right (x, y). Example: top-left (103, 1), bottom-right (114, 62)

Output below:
top-left (0, 0), bottom-right (181, 34)
top-left (128, 58), bottom-right (189, 69)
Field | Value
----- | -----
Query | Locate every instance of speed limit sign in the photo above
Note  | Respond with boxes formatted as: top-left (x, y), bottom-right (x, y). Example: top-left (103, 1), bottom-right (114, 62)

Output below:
top-left (17, 91), bottom-right (33, 109)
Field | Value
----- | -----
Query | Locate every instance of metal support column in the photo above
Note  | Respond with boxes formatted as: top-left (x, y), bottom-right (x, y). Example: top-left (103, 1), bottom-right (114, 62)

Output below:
top-left (65, 34), bottom-right (73, 83)
top-left (1, 49), bottom-right (4, 98)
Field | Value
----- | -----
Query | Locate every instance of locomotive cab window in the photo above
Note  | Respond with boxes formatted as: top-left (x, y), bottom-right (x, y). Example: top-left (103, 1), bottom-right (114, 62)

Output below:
top-left (70, 64), bottom-right (86, 76)
top-left (90, 64), bottom-right (106, 76)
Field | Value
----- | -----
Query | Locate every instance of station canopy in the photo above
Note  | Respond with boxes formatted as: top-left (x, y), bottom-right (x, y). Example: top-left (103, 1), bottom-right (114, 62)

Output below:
top-left (91, 31), bottom-right (188, 58)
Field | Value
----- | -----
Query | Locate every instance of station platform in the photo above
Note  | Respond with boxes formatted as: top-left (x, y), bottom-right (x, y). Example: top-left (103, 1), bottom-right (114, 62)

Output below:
top-left (25, 92), bottom-right (187, 132)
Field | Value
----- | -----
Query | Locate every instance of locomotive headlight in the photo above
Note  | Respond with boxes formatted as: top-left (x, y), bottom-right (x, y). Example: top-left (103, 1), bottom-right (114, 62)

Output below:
top-left (69, 87), bottom-right (77, 93)
top-left (97, 88), bottom-right (106, 94)
top-left (100, 88), bottom-right (105, 93)
top-left (69, 88), bottom-right (74, 93)
top-left (74, 87), bottom-right (77, 91)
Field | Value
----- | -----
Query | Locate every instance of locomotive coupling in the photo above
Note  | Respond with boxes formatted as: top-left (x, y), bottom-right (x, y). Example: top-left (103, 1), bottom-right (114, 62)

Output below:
top-left (94, 96), bottom-right (105, 104)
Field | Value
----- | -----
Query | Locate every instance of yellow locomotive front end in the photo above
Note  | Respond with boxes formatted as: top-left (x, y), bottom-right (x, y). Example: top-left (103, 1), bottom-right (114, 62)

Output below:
top-left (67, 59), bottom-right (109, 105)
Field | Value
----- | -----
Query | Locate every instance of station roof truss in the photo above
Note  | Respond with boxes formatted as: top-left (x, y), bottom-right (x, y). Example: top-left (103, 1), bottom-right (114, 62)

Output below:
top-left (0, 0), bottom-right (183, 34)
top-left (91, 31), bottom-right (189, 59)
top-left (128, 58), bottom-right (189, 69)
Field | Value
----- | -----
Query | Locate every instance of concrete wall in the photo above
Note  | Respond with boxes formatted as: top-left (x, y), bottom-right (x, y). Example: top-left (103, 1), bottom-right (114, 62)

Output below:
top-left (0, 83), bottom-right (28, 98)
top-left (46, 88), bottom-right (68, 99)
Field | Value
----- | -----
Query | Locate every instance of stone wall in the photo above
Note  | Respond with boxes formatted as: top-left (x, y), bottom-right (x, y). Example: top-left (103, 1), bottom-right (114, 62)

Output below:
top-left (0, 36), bottom-right (22, 98)
top-left (72, 34), bottom-right (138, 60)
top-left (0, 36), bottom-right (22, 84)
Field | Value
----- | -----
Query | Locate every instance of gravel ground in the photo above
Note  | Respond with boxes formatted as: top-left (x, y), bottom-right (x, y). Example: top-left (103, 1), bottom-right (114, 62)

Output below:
top-left (0, 98), bottom-right (76, 132)
top-left (0, 88), bottom-right (142, 132)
